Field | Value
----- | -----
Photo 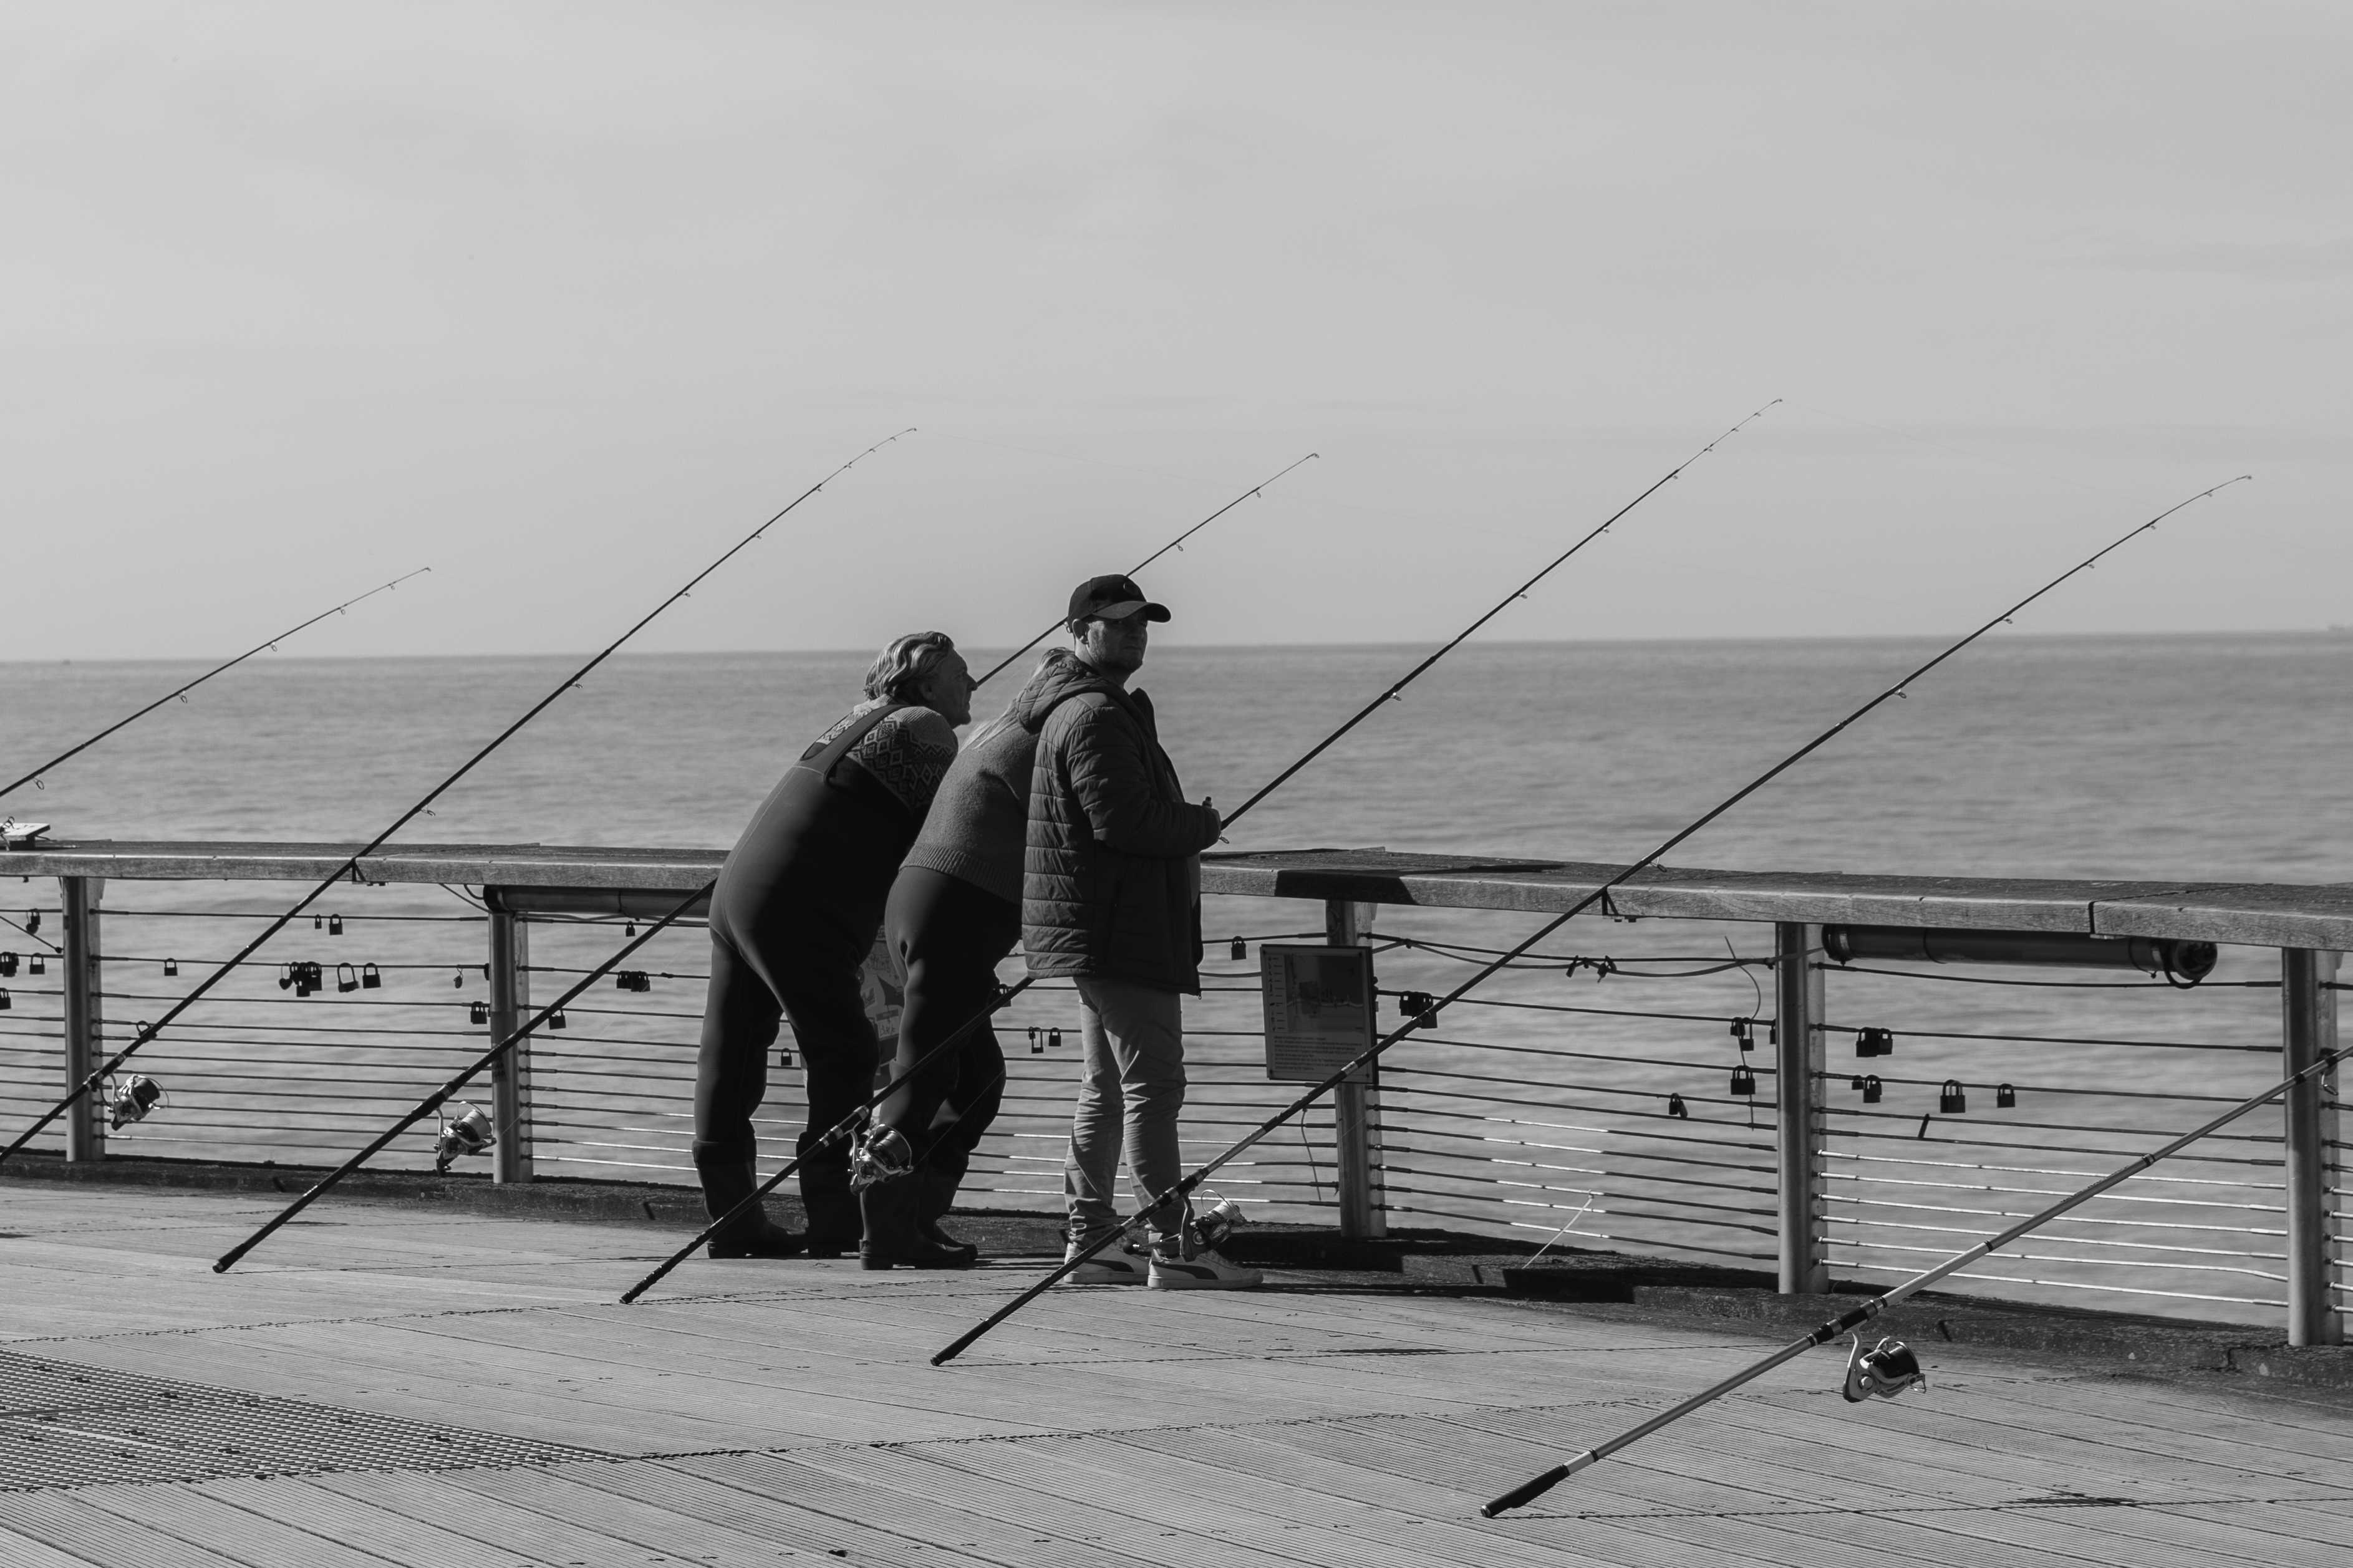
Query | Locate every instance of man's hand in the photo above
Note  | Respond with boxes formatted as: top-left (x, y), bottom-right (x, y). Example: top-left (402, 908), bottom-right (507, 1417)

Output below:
top-left (1202, 797), bottom-right (1225, 846)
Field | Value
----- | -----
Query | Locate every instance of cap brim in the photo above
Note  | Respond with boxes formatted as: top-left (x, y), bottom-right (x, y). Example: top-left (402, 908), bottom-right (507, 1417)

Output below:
top-left (1093, 600), bottom-right (1171, 623)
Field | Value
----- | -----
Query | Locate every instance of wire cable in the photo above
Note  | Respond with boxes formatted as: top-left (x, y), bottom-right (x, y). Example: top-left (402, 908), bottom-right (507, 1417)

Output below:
top-left (2, 569), bottom-right (429, 801)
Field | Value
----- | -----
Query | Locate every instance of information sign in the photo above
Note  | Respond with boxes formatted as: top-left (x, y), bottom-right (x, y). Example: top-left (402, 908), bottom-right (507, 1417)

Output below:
top-left (1260, 944), bottom-right (1375, 1083)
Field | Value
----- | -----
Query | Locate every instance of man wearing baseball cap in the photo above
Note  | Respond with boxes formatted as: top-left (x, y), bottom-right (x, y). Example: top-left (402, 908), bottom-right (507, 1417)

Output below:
top-left (1020, 574), bottom-right (1260, 1287)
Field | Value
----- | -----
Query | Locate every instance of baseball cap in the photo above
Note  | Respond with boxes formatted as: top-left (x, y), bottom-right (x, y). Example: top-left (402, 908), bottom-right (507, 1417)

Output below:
top-left (1066, 574), bottom-right (1171, 627)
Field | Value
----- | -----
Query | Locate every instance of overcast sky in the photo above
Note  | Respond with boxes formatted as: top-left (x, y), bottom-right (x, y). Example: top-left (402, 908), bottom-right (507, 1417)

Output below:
top-left (5, 1), bottom-right (2346, 660)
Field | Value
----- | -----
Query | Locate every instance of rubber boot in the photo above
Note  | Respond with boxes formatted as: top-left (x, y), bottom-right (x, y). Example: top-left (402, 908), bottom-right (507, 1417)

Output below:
top-left (798, 1168), bottom-right (864, 1259)
top-left (859, 1175), bottom-right (976, 1270)
top-left (692, 1145), bottom-right (806, 1260)
top-left (917, 1165), bottom-right (979, 1264)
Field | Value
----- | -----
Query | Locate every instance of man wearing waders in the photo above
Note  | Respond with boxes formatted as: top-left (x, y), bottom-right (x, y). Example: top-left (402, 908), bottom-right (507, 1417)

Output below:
top-left (1025, 575), bottom-right (1260, 1288)
top-left (693, 633), bottom-right (972, 1258)
top-left (853, 653), bottom-right (1072, 1267)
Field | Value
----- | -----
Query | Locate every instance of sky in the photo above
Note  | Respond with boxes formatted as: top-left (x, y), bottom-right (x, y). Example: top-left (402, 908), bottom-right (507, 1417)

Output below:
top-left (4, 1), bottom-right (2347, 660)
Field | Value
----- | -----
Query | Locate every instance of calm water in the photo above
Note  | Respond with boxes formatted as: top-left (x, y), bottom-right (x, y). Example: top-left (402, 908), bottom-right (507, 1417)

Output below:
top-left (6, 632), bottom-right (2351, 881)
top-left (1, 635), bottom-right (2344, 1319)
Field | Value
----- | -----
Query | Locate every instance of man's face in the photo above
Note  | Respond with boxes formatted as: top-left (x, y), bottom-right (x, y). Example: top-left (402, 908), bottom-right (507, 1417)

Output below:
top-left (1076, 612), bottom-right (1149, 676)
top-left (919, 650), bottom-right (976, 726)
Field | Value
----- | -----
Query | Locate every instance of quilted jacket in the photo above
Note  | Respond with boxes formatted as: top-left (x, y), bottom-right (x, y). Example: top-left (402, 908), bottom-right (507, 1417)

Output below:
top-left (1018, 650), bottom-right (1220, 994)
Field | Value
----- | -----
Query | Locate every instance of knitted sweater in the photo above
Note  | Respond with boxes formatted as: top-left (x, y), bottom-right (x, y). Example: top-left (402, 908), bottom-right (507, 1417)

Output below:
top-left (900, 658), bottom-right (1066, 904)
top-left (808, 700), bottom-right (960, 823)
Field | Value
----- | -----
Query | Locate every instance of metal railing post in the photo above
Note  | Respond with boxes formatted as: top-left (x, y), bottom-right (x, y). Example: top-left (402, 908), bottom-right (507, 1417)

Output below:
top-left (1774, 921), bottom-right (1828, 1293)
top-left (59, 876), bottom-right (105, 1162)
top-left (1326, 898), bottom-right (1386, 1239)
top-left (2283, 947), bottom-right (2342, 1346)
top-left (487, 905), bottom-right (533, 1183)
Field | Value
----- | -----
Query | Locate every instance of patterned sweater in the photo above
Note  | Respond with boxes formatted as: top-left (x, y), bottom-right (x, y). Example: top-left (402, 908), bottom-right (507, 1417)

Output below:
top-left (809, 700), bottom-right (960, 822)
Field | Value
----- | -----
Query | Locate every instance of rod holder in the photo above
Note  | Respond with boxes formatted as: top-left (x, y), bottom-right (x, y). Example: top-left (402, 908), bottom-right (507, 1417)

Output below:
top-left (1824, 925), bottom-right (2216, 983)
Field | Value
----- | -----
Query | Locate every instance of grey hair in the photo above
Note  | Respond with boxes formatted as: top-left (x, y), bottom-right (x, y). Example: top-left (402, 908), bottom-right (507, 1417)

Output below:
top-left (864, 631), bottom-right (958, 705)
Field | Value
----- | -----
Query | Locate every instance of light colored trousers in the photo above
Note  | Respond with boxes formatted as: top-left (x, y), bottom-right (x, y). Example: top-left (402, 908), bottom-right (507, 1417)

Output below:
top-left (1063, 976), bottom-right (1187, 1244)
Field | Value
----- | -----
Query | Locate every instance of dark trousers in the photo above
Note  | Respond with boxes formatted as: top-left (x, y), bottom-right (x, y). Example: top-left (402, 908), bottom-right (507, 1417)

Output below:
top-left (694, 770), bottom-right (910, 1229)
top-left (879, 867), bottom-right (1018, 1184)
top-left (694, 919), bottom-right (875, 1216)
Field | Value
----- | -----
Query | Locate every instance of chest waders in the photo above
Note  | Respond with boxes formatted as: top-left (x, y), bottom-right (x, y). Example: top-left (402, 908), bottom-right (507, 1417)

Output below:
top-left (695, 703), bottom-right (919, 1256)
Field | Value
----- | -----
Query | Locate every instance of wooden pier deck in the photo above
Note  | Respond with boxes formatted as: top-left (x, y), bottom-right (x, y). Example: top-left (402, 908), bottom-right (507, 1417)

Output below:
top-left (4, 1183), bottom-right (2349, 1567)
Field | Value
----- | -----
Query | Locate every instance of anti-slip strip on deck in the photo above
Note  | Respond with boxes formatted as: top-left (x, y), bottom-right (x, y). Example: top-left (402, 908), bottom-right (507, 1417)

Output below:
top-left (0, 1347), bottom-right (604, 1493)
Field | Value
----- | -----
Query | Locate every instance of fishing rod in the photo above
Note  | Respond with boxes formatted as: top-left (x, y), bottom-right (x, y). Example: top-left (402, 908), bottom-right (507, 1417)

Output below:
top-left (1227, 402), bottom-right (1779, 820)
top-left (213, 885), bottom-right (707, 1271)
top-left (2, 430), bottom-right (914, 1174)
top-left (928, 475), bottom-right (2252, 1367)
top-left (1, 569), bottom-right (432, 802)
top-left (621, 406), bottom-right (1771, 1304)
top-left (221, 447), bottom-right (1280, 1273)
top-left (617, 975), bottom-right (1031, 1301)
top-left (971, 453), bottom-right (1320, 686)
top-left (1484, 890), bottom-right (2314, 1515)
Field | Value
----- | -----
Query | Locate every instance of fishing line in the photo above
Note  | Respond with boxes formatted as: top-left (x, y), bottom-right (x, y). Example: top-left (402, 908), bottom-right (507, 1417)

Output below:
top-left (972, 454), bottom-right (1318, 686)
top-left (927, 475), bottom-right (2250, 1368)
top-left (3, 430), bottom-right (912, 1176)
top-left (1, 569), bottom-right (430, 802)
top-left (222, 450), bottom-right (1280, 1273)
top-left (619, 405), bottom-right (1773, 1304)
top-left (1481, 932), bottom-right (2332, 1517)
top-left (0, 912), bottom-right (62, 957)
top-left (1223, 402), bottom-right (1779, 823)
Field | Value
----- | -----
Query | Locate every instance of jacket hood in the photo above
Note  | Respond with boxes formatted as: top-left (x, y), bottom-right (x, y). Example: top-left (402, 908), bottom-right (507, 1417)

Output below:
top-left (1008, 647), bottom-right (1121, 733)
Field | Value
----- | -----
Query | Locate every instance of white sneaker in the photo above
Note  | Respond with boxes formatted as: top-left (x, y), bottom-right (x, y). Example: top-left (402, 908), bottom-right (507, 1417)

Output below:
top-left (1148, 1244), bottom-right (1262, 1291)
top-left (1060, 1238), bottom-right (1149, 1286)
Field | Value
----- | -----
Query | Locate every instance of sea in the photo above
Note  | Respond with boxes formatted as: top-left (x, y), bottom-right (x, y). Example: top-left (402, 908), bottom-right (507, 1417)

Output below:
top-left (7, 633), bottom-right (2350, 882)
top-left (2, 633), bottom-right (2347, 1320)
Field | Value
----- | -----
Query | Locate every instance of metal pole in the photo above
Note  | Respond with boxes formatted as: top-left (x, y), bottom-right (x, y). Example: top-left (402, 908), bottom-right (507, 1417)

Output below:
top-left (2283, 948), bottom-right (2342, 1346)
top-left (1774, 921), bottom-right (1827, 1294)
top-left (59, 877), bottom-right (105, 1163)
top-left (1326, 898), bottom-right (1386, 1239)
top-left (487, 906), bottom-right (533, 1184)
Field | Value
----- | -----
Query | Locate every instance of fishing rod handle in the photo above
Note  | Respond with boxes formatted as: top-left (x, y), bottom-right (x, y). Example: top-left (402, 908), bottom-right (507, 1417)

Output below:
top-left (1479, 1463), bottom-right (1575, 1517)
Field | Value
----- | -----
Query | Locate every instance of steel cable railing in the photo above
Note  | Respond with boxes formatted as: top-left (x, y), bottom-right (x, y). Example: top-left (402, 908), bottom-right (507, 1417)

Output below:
top-left (0, 877), bottom-right (2327, 1327)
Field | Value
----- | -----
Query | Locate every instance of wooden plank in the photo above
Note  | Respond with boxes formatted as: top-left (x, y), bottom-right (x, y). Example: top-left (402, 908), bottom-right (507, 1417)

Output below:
top-left (1110, 1425), bottom-right (1805, 1568)
top-left (451, 1460), bottom-right (1010, 1568)
top-left (0, 1519), bottom-right (140, 1568)
top-left (0, 1492), bottom-right (258, 1568)
top-left (0, 839), bottom-right (724, 890)
top-left (304, 1468), bottom-right (705, 1567)
top-left (2095, 882), bottom-right (2353, 950)
top-left (674, 1449), bottom-right (1189, 1568)
top-left (1520, 1508), bottom-right (2101, 1568)
top-left (54, 1321), bottom-right (840, 1453)
top-left (186, 1476), bottom-right (550, 1568)
top-left (1751, 1380), bottom-right (2353, 1487)
top-left (906, 1430), bottom-right (1633, 1568)
top-left (76, 1483), bottom-right (412, 1568)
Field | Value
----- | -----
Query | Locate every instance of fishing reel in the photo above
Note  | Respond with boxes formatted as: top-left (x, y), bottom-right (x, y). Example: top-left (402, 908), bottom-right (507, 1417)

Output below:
top-left (848, 1123), bottom-right (915, 1191)
top-left (432, 1102), bottom-right (496, 1173)
top-left (1186, 1193), bottom-right (1247, 1254)
top-left (106, 1074), bottom-right (165, 1130)
top-left (1841, 1335), bottom-right (1927, 1403)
